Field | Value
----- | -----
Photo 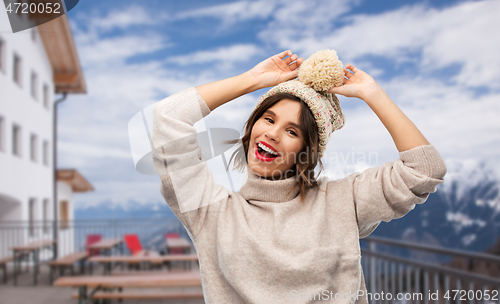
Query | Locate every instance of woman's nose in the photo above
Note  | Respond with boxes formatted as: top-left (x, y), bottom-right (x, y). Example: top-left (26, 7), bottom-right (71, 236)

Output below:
top-left (265, 126), bottom-right (280, 143)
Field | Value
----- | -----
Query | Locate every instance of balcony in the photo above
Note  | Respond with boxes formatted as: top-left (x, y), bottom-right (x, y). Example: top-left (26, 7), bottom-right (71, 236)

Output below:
top-left (0, 219), bottom-right (499, 303)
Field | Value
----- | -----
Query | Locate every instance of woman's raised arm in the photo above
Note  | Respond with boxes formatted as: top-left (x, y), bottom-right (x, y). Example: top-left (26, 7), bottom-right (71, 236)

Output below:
top-left (197, 50), bottom-right (303, 111)
top-left (329, 64), bottom-right (430, 153)
top-left (328, 64), bottom-right (447, 238)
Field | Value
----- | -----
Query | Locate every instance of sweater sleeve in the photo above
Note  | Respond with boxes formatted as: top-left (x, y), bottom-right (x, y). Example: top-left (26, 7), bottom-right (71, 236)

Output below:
top-left (151, 87), bottom-right (229, 239)
top-left (351, 144), bottom-right (447, 239)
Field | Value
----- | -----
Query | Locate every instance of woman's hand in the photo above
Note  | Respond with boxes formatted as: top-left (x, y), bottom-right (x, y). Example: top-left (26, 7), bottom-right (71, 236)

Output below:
top-left (197, 50), bottom-right (302, 111)
top-left (249, 50), bottom-right (304, 89)
top-left (329, 64), bottom-right (382, 101)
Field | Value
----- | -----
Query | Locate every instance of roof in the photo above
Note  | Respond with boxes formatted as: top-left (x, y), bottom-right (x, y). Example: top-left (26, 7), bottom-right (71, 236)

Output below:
top-left (56, 169), bottom-right (94, 193)
top-left (32, 14), bottom-right (86, 94)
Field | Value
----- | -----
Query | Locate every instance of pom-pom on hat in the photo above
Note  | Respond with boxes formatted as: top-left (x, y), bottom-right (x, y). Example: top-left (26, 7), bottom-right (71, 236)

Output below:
top-left (255, 49), bottom-right (346, 158)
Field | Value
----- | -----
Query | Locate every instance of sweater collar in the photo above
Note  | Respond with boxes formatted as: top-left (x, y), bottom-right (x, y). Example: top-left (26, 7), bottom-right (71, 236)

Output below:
top-left (238, 165), bottom-right (300, 203)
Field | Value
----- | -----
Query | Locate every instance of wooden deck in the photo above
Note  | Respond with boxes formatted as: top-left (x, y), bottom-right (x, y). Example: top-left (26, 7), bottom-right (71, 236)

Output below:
top-left (0, 261), bottom-right (204, 304)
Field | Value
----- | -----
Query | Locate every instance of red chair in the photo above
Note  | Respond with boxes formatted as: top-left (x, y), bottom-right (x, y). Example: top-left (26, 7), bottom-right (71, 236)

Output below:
top-left (85, 234), bottom-right (102, 256)
top-left (124, 234), bottom-right (143, 255)
top-left (165, 233), bottom-right (179, 239)
top-left (165, 233), bottom-right (184, 254)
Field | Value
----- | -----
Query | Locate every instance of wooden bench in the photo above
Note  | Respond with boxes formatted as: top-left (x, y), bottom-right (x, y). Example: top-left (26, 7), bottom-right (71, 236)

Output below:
top-left (48, 252), bottom-right (88, 284)
top-left (0, 256), bottom-right (14, 283)
top-left (72, 290), bottom-right (204, 300)
top-left (55, 270), bottom-right (202, 304)
top-left (88, 253), bottom-right (199, 275)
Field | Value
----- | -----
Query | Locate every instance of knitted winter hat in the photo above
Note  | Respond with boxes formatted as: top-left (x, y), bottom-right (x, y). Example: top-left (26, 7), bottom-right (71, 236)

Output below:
top-left (255, 49), bottom-right (346, 158)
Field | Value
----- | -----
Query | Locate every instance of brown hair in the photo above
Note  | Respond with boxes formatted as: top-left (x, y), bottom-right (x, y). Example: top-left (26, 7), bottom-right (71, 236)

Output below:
top-left (224, 93), bottom-right (326, 203)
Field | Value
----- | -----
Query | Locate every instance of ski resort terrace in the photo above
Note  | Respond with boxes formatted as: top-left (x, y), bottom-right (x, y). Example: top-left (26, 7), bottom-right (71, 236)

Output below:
top-left (0, 219), bottom-right (499, 304)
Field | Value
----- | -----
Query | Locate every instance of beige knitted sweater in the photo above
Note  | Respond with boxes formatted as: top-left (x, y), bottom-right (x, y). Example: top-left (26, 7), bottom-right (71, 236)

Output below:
top-left (151, 87), bottom-right (447, 304)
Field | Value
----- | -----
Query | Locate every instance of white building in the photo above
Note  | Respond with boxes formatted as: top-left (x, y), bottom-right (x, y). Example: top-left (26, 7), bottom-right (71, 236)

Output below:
top-left (0, 9), bottom-right (88, 257)
top-left (55, 169), bottom-right (93, 256)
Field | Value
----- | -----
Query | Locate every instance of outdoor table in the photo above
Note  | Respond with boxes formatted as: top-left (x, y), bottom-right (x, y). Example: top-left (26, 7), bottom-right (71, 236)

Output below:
top-left (166, 238), bottom-right (192, 254)
top-left (88, 253), bottom-right (199, 275)
top-left (88, 238), bottom-right (123, 256)
top-left (54, 270), bottom-right (202, 304)
top-left (11, 239), bottom-right (56, 285)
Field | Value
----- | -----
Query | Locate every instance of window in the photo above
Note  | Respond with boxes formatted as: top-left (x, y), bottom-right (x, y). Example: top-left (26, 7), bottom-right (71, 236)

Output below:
top-left (0, 116), bottom-right (4, 152)
top-left (0, 37), bottom-right (4, 73)
top-left (13, 53), bottom-right (22, 87)
top-left (43, 84), bottom-right (50, 109)
top-left (31, 71), bottom-right (38, 100)
top-left (29, 198), bottom-right (36, 236)
top-left (60, 200), bottom-right (69, 229)
top-left (12, 124), bottom-right (21, 157)
top-left (43, 199), bottom-right (49, 233)
top-left (42, 140), bottom-right (49, 166)
top-left (30, 133), bottom-right (38, 162)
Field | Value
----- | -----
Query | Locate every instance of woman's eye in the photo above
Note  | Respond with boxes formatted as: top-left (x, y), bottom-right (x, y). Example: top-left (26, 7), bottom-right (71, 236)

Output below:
top-left (263, 117), bottom-right (297, 136)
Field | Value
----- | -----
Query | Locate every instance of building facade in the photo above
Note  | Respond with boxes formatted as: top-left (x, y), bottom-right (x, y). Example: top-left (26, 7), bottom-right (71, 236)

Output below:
top-left (0, 9), bottom-right (86, 258)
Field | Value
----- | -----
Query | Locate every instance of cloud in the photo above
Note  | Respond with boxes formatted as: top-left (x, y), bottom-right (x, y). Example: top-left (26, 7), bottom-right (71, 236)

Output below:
top-left (77, 34), bottom-right (168, 66)
top-left (256, 0), bottom-right (359, 48)
top-left (176, 0), bottom-right (276, 21)
top-left (267, 1), bottom-right (500, 90)
top-left (57, 62), bottom-right (212, 182)
top-left (59, 141), bottom-right (130, 160)
top-left (320, 74), bottom-right (500, 178)
top-left (167, 44), bottom-right (261, 67)
top-left (270, 0), bottom-right (356, 31)
top-left (177, 0), bottom-right (357, 35)
top-left (72, 5), bottom-right (161, 33)
top-left (419, 1), bottom-right (500, 89)
top-left (90, 5), bottom-right (159, 31)
top-left (69, 5), bottom-right (169, 68)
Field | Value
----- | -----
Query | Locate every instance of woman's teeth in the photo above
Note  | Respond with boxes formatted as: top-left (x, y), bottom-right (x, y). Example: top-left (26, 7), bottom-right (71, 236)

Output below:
top-left (257, 142), bottom-right (278, 156)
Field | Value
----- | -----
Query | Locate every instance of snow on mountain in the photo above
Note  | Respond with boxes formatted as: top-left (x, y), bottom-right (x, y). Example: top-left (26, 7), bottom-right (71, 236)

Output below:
top-left (440, 157), bottom-right (500, 206)
top-left (371, 156), bottom-right (500, 254)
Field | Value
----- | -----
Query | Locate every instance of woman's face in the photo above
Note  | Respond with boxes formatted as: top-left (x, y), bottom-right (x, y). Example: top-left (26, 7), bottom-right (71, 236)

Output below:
top-left (248, 99), bottom-right (305, 180)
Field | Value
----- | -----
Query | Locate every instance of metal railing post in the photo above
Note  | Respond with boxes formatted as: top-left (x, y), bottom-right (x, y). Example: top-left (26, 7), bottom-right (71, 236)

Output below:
top-left (52, 219), bottom-right (58, 259)
top-left (370, 240), bottom-right (376, 298)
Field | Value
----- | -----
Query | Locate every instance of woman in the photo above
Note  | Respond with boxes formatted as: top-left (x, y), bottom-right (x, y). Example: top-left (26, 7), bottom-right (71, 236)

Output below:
top-left (151, 50), bottom-right (447, 303)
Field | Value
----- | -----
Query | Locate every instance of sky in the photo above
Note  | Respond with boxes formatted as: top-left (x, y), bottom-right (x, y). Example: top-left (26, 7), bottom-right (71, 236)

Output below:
top-left (56, 0), bottom-right (500, 209)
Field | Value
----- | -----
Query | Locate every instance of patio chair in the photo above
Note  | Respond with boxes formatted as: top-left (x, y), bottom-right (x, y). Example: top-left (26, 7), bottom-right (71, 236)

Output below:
top-left (165, 233), bottom-right (185, 255)
top-left (164, 233), bottom-right (184, 270)
top-left (85, 234), bottom-right (102, 256)
top-left (165, 232), bottom-right (179, 239)
top-left (124, 234), bottom-right (143, 256)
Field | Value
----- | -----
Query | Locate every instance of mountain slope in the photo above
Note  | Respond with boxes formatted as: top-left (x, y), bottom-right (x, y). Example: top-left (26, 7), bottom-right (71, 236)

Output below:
top-left (371, 157), bottom-right (500, 255)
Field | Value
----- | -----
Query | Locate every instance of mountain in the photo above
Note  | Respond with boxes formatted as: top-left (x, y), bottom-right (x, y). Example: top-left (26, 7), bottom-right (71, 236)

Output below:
top-left (370, 157), bottom-right (500, 259)
top-left (74, 201), bottom-right (177, 220)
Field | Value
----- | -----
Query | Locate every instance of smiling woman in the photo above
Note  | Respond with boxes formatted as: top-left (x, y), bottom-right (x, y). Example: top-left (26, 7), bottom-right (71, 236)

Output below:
top-left (151, 49), bottom-right (447, 304)
top-left (246, 97), bottom-right (309, 173)
top-left (223, 92), bottom-right (323, 202)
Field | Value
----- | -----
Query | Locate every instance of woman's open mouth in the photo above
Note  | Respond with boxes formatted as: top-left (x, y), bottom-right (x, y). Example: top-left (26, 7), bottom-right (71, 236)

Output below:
top-left (255, 143), bottom-right (279, 162)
